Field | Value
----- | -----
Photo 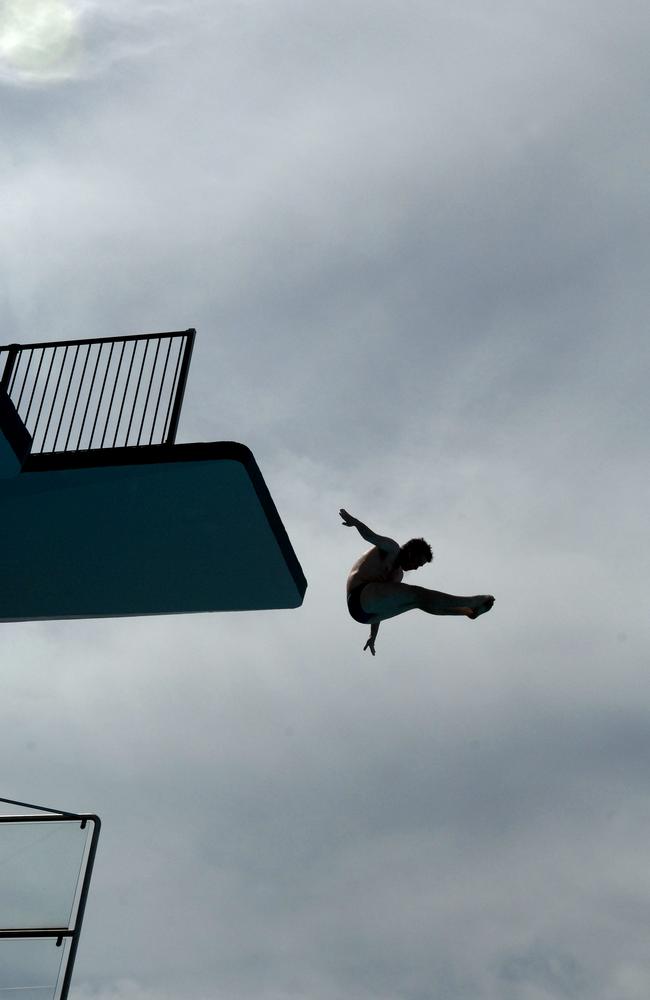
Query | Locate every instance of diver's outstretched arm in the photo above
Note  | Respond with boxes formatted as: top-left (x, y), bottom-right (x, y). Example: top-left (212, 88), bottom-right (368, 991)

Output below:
top-left (339, 509), bottom-right (399, 554)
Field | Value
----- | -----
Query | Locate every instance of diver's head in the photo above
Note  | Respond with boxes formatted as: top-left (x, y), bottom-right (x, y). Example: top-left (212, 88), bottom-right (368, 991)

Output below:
top-left (398, 538), bottom-right (433, 571)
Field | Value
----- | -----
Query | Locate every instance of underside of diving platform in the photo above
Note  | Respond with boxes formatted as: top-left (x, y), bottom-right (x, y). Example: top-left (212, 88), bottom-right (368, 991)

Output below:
top-left (0, 442), bottom-right (306, 622)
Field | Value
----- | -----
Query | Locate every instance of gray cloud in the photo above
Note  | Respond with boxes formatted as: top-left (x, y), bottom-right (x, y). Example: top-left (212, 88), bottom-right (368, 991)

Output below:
top-left (1, 1), bottom-right (649, 998)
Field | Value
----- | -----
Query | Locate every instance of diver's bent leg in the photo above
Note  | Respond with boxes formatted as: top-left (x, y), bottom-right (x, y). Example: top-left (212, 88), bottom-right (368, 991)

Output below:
top-left (360, 582), bottom-right (421, 622)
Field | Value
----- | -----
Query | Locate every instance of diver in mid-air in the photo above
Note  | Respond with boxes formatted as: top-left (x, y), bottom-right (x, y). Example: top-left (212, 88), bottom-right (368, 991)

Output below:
top-left (340, 508), bottom-right (494, 655)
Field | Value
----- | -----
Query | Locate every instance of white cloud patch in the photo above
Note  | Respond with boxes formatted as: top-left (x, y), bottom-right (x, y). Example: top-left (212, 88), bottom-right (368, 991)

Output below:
top-left (0, 0), bottom-right (79, 80)
top-left (0, 0), bottom-right (180, 85)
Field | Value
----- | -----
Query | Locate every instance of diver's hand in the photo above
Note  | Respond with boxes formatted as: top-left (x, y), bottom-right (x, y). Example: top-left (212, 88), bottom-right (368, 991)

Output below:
top-left (339, 509), bottom-right (356, 527)
top-left (364, 636), bottom-right (376, 656)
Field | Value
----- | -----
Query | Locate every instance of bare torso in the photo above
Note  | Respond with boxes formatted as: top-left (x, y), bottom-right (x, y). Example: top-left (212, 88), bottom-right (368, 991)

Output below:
top-left (347, 546), bottom-right (404, 593)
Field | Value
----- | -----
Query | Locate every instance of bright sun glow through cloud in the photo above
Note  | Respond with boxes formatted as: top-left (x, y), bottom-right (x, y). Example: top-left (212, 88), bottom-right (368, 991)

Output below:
top-left (0, 0), bottom-right (79, 80)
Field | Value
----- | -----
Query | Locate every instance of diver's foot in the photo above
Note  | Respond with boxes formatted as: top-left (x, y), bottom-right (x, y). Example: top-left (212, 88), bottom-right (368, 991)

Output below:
top-left (467, 596), bottom-right (495, 619)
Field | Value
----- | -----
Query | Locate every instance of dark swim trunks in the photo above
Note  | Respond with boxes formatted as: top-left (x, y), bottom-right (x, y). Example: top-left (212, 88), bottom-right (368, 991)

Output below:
top-left (347, 583), bottom-right (374, 625)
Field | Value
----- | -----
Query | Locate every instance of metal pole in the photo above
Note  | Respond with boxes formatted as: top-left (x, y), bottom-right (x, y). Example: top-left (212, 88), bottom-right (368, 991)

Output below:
top-left (0, 344), bottom-right (20, 393)
top-left (0, 795), bottom-right (79, 818)
top-left (164, 328), bottom-right (195, 445)
top-left (59, 815), bottom-right (101, 1000)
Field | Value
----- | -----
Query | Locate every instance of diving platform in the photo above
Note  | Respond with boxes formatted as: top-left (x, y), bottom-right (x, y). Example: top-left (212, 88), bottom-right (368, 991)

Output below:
top-left (0, 330), bottom-right (306, 622)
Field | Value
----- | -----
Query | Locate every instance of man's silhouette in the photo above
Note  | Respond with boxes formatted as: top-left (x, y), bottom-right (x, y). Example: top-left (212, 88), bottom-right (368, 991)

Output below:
top-left (341, 509), bottom-right (494, 655)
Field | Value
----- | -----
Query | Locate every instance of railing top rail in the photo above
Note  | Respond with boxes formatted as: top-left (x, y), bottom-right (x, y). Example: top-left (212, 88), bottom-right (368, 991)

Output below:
top-left (0, 328), bottom-right (195, 353)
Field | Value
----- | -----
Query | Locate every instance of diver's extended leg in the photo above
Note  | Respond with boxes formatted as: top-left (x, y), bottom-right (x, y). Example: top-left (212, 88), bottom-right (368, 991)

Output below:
top-left (360, 582), bottom-right (494, 623)
top-left (416, 588), bottom-right (494, 618)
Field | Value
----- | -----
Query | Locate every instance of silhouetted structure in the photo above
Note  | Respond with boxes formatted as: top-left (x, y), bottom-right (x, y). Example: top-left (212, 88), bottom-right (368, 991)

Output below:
top-left (0, 796), bottom-right (100, 999)
top-left (0, 330), bottom-right (306, 621)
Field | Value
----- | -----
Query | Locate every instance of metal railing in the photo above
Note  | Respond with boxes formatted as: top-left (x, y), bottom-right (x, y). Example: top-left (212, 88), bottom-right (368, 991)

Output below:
top-left (0, 329), bottom-right (195, 455)
top-left (0, 796), bottom-right (100, 1000)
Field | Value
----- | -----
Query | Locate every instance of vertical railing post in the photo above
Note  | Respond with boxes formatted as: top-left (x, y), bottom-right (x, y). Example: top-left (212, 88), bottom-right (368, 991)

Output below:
top-left (164, 328), bottom-right (196, 445)
top-left (58, 815), bottom-right (101, 1000)
top-left (0, 344), bottom-right (20, 393)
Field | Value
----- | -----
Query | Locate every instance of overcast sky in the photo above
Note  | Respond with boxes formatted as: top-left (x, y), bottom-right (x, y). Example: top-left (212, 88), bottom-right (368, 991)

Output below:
top-left (1, 1), bottom-right (650, 998)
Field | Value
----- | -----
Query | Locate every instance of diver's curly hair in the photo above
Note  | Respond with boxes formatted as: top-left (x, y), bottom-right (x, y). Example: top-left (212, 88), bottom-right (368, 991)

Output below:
top-left (402, 537), bottom-right (433, 563)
